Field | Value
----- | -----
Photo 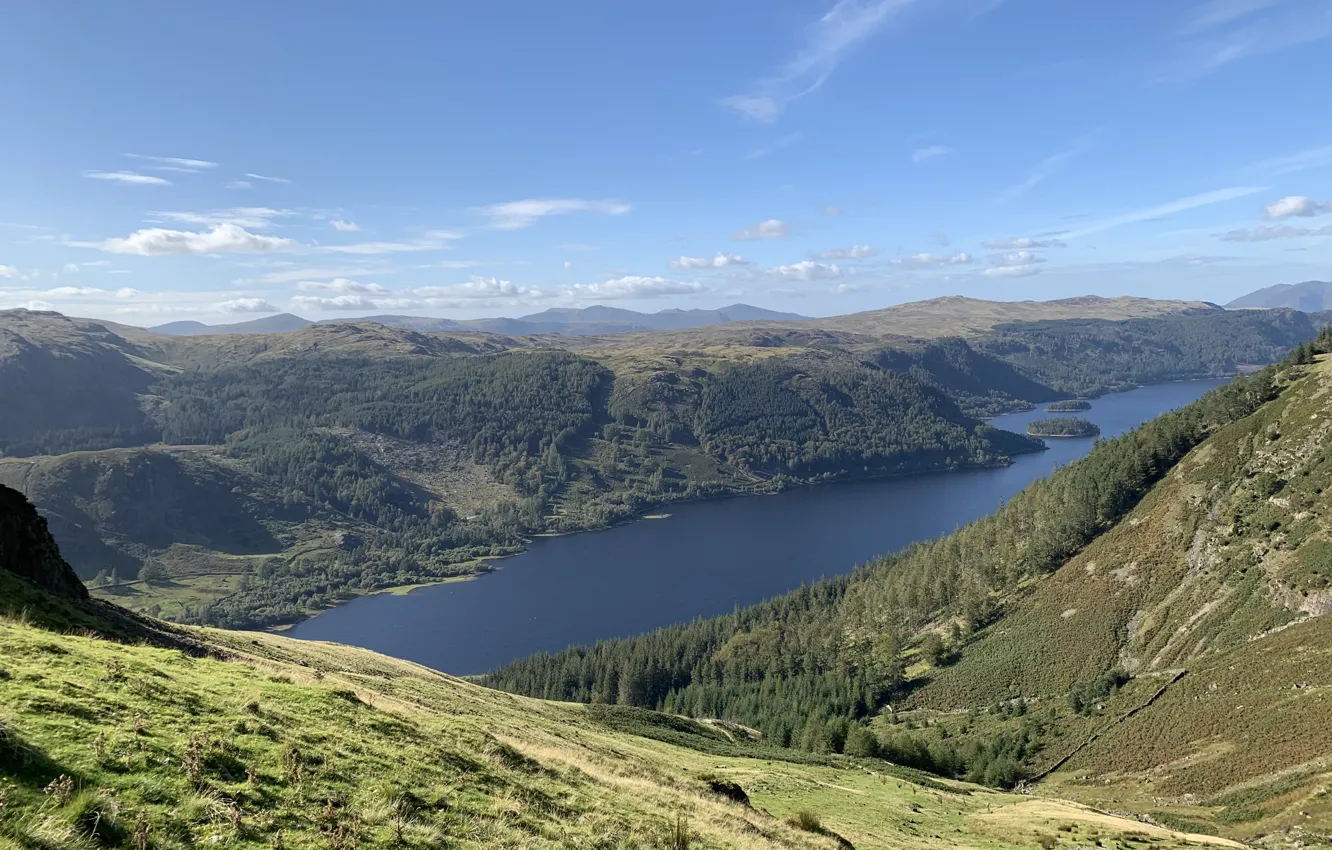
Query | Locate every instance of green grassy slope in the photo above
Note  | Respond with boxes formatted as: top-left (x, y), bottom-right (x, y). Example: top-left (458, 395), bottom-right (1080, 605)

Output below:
top-left (0, 573), bottom-right (1241, 850)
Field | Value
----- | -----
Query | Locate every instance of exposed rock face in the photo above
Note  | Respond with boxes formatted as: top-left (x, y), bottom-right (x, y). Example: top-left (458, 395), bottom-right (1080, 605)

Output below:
top-left (0, 484), bottom-right (88, 600)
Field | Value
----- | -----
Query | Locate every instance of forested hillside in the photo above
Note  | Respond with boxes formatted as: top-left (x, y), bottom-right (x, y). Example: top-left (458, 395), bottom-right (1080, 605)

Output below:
top-left (485, 340), bottom-right (1332, 842)
top-left (0, 483), bottom-right (1235, 850)
top-left (0, 302), bottom-right (1317, 630)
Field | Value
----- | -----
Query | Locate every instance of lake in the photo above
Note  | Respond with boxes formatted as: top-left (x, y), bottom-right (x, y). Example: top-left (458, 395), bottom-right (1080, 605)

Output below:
top-left (287, 378), bottom-right (1229, 675)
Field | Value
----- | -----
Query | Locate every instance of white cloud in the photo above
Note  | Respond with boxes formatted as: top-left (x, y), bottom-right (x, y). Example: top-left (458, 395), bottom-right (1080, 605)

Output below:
top-left (731, 219), bottom-right (790, 240)
top-left (563, 260), bottom-right (574, 270)
top-left (481, 198), bottom-right (632, 230)
top-left (987, 251), bottom-right (1047, 267)
top-left (219, 298), bottom-right (279, 313)
top-left (983, 264), bottom-right (1043, 278)
top-left (569, 276), bottom-right (703, 300)
top-left (765, 261), bottom-right (845, 281)
top-left (413, 276), bottom-right (543, 300)
top-left (1219, 224), bottom-right (1332, 241)
top-left (154, 207), bottom-right (293, 229)
top-left (33, 286), bottom-right (108, 298)
top-left (84, 170), bottom-right (171, 186)
top-left (810, 244), bottom-right (877, 260)
top-left (244, 266), bottom-right (386, 285)
top-left (981, 236), bottom-right (1066, 249)
top-left (124, 154), bottom-right (218, 171)
top-left (912, 145), bottom-right (952, 163)
top-left (18, 300), bottom-right (54, 311)
top-left (835, 282), bottom-right (867, 294)
top-left (288, 295), bottom-right (389, 312)
top-left (891, 252), bottom-right (972, 268)
top-left (0, 266), bottom-right (19, 279)
top-left (226, 181), bottom-right (254, 190)
top-left (720, 0), bottom-right (918, 122)
top-left (296, 278), bottom-right (390, 294)
top-left (1063, 186), bottom-right (1266, 239)
top-left (61, 263), bottom-right (80, 274)
top-left (1264, 195), bottom-right (1329, 219)
top-left (115, 288), bottom-right (139, 299)
top-left (96, 223), bottom-right (296, 256)
top-left (246, 173), bottom-right (292, 184)
top-left (330, 219), bottom-right (360, 232)
top-left (670, 252), bottom-right (750, 269)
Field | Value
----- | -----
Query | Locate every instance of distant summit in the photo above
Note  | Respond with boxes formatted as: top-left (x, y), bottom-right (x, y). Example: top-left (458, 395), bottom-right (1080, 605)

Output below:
top-left (148, 304), bottom-right (807, 337)
top-left (1227, 280), bottom-right (1332, 311)
top-left (151, 313), bottom-right (313, 335)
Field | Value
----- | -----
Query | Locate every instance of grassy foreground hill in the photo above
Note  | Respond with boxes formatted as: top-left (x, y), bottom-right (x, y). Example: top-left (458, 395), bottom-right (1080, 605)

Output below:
top-left (0, 492), bottom-right (1237, 850)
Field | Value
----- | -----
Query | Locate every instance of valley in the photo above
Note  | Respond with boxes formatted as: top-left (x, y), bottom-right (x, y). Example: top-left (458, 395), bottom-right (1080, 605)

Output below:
top-left (0, 299), bottom-right (1314, 631)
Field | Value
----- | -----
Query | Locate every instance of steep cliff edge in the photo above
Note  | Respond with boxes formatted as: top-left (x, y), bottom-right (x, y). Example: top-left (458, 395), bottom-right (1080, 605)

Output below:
top-left (0, 482), bottom-right (87, 600)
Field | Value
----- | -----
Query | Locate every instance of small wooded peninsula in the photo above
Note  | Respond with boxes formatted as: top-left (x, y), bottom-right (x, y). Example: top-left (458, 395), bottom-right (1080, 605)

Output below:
top-left (1046, 399), bottom-right (1091, 411)
top-left (1026, 416), bottom-right (1101, 437)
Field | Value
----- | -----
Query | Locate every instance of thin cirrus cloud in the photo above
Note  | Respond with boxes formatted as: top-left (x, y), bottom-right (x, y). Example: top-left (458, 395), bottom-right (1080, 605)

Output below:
top-left (1263, 195), bottom-right (1329, 219)
top-left (246, 173), bottom-right (292, 184)
top-left (480, 198), bottom-right (631, 230)
top-left (996, 140), bottom-right (1090, 202)
top-left (226, 181), bottom-right (254, 190)
top-left (911, 145), bottom-right (952, 163)
top-left (319, 231), bottom-right (462, 255)
top-left (1219, 224), bottom-right (1332, 241)
top-left (731, 219), bottom-right (790, 240)
top-left (1168, 0), bottom-right (1332, 79)
top-left (288, 294), bottom-right (415, 312)
top-left (84, 170), bottom-right (171, 186)
top-left (891, 252), bottom-right (972, 269)
top-left (1063, 185), bottom-right (1265, 239)
top-left (1252, 144), bottom-right (1332, 175)
top-left (720, 0), bottom-right (919, 123)
top-left (983, 264), bottom-right (1043, 278)
top-left (93, 223), bottom-right (295, 255)
top-left (669, 252), bottom-right (749, 269)
top-left (152, 207), bottom-right (294, 229)
top-left (981, 236), bottom-right (1066, 249)
top-left (810, 244), bottom-right (878, 260)
top-left (124, 154), bottom-right (218, 172)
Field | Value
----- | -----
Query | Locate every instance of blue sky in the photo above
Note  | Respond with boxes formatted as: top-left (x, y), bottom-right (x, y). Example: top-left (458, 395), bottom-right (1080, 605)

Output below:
top-left (2, 0), bottom-right (1331, 324)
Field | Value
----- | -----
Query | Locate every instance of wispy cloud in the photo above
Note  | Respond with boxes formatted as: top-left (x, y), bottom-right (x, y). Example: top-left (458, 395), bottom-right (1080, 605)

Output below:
top-left (720, 0), bottom-right (918, 123)
top-left (890, 252), bottom-right (972, 268)
top-left (246, 173), bottom-right (292, 184)
top-left (1062, 186), bottom-right (1267, 238)
top-left (124, 154), bottom-right (218, 171)
top-left (1220, 223), bottom-right (1332, 241)
top-left (810, 244), bottom-right (878, 260)
top-left (330, 220), bottom-right (360, 232)
top-left (296, 279), bottom-right (389, 294)
top-left (84, 170), bottom-right (171, 186)
top-left (983, 263), bottom-right (1043, 278)
top-left (569, 275), bottom-right (703, 300)
top-left (981, 236), bottom-right (1067, 249)
top-left (1252, 144), bottom-right (1332, 175)
top-left (319, 230), bottom-right (462, 255)
top-left (911, 145), bottom-right (952, 163)
top-left (1168, 0), bottom-right (1332, 79)
top-left (226, 181), bottom-right (253, 190)
top-left (481, 198), bottom-right (631, 230)
top-left (731, 219), bottom-right (791, 240)
top-left (997, 140), bottom-right (1089, 202)
top-left (987, 251), bottom-right (1047, 267)
top-left (152, 207), bottom-right (294, 229)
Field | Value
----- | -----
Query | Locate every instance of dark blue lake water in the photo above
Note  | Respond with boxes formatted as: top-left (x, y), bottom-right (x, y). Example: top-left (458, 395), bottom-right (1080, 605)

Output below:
top-left (288, 378), bottom-right (1228, 674)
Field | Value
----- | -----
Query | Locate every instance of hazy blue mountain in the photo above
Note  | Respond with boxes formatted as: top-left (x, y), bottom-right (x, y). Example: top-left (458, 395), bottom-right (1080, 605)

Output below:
top-left (157, 304), bottom-right (810, 337)
top-left (151, 313), bottom-right (313, 335)
top-left (1228, 280), bottom-right (1332, 311)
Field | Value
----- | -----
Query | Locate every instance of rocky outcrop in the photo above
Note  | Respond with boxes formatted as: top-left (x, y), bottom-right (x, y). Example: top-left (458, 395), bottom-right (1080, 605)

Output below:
top-left (0, 484), bottom-right (88, 600)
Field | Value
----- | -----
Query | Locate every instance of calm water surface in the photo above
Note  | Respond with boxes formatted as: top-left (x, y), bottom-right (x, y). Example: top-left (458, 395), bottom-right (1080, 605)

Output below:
top-left (288, 378), bottom-right (1228, 674)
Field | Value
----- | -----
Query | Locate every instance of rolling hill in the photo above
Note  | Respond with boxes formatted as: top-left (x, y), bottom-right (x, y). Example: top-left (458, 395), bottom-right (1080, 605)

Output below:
top-left (0, 482), bottom-right (1247, 849)
top-left (1228, 280), bottom-right (1332, 311)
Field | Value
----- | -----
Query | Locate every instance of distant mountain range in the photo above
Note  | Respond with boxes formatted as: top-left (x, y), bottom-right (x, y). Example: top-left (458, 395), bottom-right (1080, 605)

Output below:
top-left (148, 303), bottom-right (807, 337)
top-left (1228, 280), bottom-right (1332, 311)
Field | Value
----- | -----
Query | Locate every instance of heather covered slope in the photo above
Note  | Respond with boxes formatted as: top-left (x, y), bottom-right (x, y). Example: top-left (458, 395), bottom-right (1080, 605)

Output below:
top-left (0, 486), bottom-right (1234, 850)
